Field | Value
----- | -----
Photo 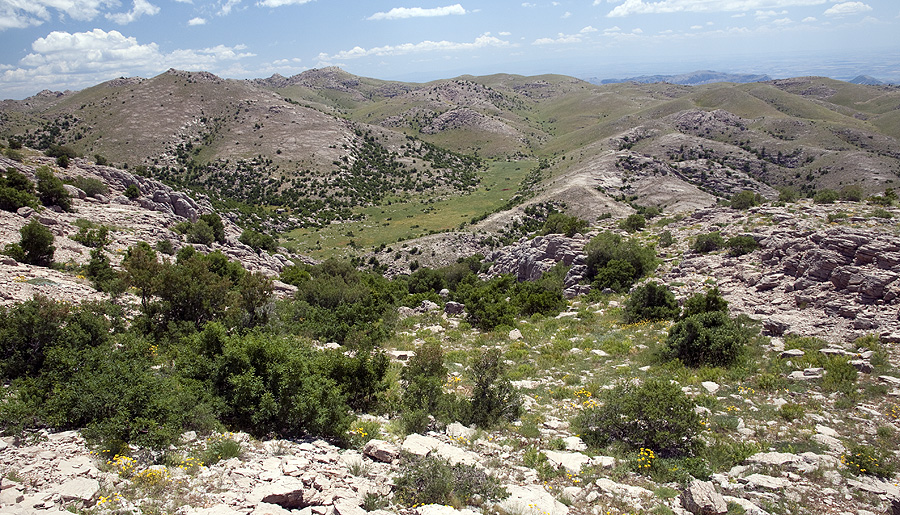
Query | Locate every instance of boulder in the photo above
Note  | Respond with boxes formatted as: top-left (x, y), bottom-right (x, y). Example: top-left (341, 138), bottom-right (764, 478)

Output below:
top-left (681, 480), bottom-right (727, 515)
top-left (543, 450), bottom-right (591, 474)
top-left (54, 477), bottom-right (100, 504)
top-left (250, 477), bottom-right (307, 509)
top-left (444, 301), bottom-right (465, 315)
top-left (362, 439), bottom-right (400, 463)
top-left (498, 484), bottom-right (568, 515)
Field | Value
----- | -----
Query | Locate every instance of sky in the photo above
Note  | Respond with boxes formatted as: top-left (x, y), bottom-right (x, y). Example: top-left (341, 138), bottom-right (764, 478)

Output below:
top-left (0, 0), bottom-right (898, 99)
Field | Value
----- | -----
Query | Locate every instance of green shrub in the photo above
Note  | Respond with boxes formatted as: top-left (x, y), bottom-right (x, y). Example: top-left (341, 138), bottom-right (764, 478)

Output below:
top-left (778, 403), bottom-right (805, 421)
top-left (199, 213), bottom-right (226, 244)
top-left (841, 443), bottom-right (894, 478)
top-left (35, 166), bottom-right (71, 212)
top-left (85, 248), bottom-right (123, 294)
top-left (813, 189), bottom-right (839, 204)
top-left (541, 213), bottom-right (588, 237)
top-left (199, 434), bottom-right (243, 465)
top-left (401, 340), bottom-right (449, 426)
top-left (839, 185), bottom-right (863, 202)
top-left (573, 377), bottom-right (700, 456)
top-left (726, 235), bottom-right (758, 256)
top-left (187, 220), bottom-right (215, 246)
top-left (455, 275), bottom-right (518, 331)
top-left (730, 190), bottom-right (761, 210)
top-left (827, 211), bottom-right (848, 223)
top-left (822, 356), bottom-right (858, 395)
top-left (124, 184), bottom-right (141, 200)
top-left (665, 311), bottom-right (747, 367)
top-left (3, 148), bottom-right (23, 162)
top-left (239, 229), bottom-right (278, 252)
top-left (584, 231), bottom-right (657, 292)
top-left (777, 188), bottom-right (797, 203)
top-left (870, 208), bottom-right (893, 219)
top-left (72, 225), bottom-right (111, 248)
top-left (681, 288), bottom-right (729, 319)
top-left (619, 213), bottom-right (646, 233)
top-left (659, 230), bottom-right (674, 248)
top-left (408, 267), bottom-right (447, 295)
top-left (393, 454), bottom-right (507, 508)
top-left (68, 177), bottom-right (108, 198)
top-left (691, 232), bottom-right (724, 253)
top-left (465, 349), bottom-right (522, 428)
top-left (6, 219), bottom-right (55, 267)
top-left (623, 282), bottom-right (678, 323)
top-left (0, 168), bottom-right (38, 212)
top-left (207, 331), bottom-right (352, 440)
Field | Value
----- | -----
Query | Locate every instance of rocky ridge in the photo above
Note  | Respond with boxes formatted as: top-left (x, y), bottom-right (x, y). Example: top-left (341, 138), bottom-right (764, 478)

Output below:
top-left (0, 154), bottom-right (299, 305)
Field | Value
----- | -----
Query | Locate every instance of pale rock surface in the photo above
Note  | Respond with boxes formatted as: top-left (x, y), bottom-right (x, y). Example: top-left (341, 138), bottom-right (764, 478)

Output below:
top-left (681, 480), bottom-right (727, 515)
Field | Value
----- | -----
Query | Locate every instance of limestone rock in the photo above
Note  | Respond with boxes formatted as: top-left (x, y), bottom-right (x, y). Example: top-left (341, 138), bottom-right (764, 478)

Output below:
top-left (681, 480), bottom-right (727, 515)
top-left (362, 439), bottom-right (400, 463)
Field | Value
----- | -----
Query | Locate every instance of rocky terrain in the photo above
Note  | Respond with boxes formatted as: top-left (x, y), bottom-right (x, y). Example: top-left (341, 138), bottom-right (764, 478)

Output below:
top-left (0, 152), bottom-right (298, 305)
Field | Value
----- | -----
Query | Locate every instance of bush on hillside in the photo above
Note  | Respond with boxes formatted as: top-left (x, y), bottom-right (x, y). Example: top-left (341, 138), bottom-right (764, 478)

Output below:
top-left (726, 235), bottom-right (759, 256)
top-left (681, 287), bottom-right (729, 319)
top-left (623, 282), bottom-right (678, 323)
top-left (584, 231), bottom-right (657, 293)
top-left (691, 232), bottom-right (725, 253)
top-left (401, 340), bottom-right (450, 433)
top-left (619, 213), bottom-right (646, 233)
top-left (541, 212), bottom-right (588, 237)
top-left (665, 311), bottom-right (749, 367)
top-left (0, 168), bottom-right (38, 212)
top-left (813, 189), bottom-right (839, 204)
top-left (574, 377), bottom-right (700, 457)
top-left (393, 454), bottom-right (507, 508)
top-left (239, 229), bottom-right (278, 253)
top-left (465, 349), bottom-right (522, 428)
top-left (35, 166), bottom-right (71, 212)
top-left (4, 219), bottom-right (55, 267)
top-left (124, 184), bottom-right (141, 200)
top-left (729, 190), bottom-right (762, 210)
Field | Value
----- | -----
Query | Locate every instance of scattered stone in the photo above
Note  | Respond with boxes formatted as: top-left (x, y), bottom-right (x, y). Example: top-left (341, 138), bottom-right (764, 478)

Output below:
top-left (498, 484), bottom-right (568, 515)
top-left (681, 480), bottom-right (727, 515)
top-left (701, 381), bottom-right (720, 394)
top-left (509, 328), bottom-right (523, 340)
top-left (543, 450), bottom-right (591, 474)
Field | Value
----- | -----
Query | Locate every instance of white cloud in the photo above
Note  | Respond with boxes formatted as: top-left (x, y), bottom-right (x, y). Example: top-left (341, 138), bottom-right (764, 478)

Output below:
top-left (499, 31), bottom-right (512, 35)
top-left (319, 33), bottom-right (509, 60)
top-left (561, 11), bottom-right (571, 18)
top-left (580, 25), bottom-right (598, 33)
top-left (367, 4), bottom-right (466, 20)
top-left (521, 2), bottom-right (535, 7)
top-left (604, 25), bottom-right (622, 32)
top-left (606, 0), bottom-right (830, 17)
top-left (772, 16), bottom-right (792, 24)
top-left (0, 0), bottom-right (118, 29)
top-left (187, 16), bottom-right (206, 25)
top-left (1, 28), bottom-right (254, 97)
top-left (256, 0), bottom-right (312, 6)
top-left (690, 24), bottom-right (702, 29)
top-left (801, 15), bottom-right (816, 21)
top-left (755, 9), bottom-right (786, 18)
top-left (106, 0), bottom-right (160, 24)
top-left (218, 0), bottom-right (241, 15)
top-left (533, 32), bottom-right (582, 45)
top-left (823, 2), bottom-right (872, 16)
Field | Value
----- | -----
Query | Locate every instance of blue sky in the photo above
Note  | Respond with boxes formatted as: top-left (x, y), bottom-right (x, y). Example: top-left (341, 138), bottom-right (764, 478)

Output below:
top-left (0, 0), bottom-right (898, 98)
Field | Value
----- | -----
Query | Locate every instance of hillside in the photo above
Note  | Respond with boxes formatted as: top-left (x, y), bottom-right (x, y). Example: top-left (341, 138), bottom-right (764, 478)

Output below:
top-left (2, 70), bottom-right (900, 262)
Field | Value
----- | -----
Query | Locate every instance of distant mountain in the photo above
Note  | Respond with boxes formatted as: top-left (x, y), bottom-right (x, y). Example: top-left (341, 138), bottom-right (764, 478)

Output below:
top-left (588, 70), bottom-right (771, 86)
top-left (848, 75), bottom-right (884, 86)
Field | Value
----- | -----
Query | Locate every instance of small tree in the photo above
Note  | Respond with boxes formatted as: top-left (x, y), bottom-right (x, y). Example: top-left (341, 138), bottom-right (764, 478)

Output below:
top-left (730, 190), bottom-right (762, 210)
top-left (619, 213), bottom-right (646, 233)
top-left (124, 184), bottom-right (141, 200)
top-left (574, 377), bottom-right (700, 456)
top-left (35, 166), bottom-right (71, 212)
top-left (813, 189), bottom-right (839, 204)
top-left (726, 235), bottom-right (759, 256)
top-left (681, 287), bottom-right (729, 319)
top-left (691, 231), bottom-right (725, 253)
top-left (8, 219), bottom-right (56, 267)
top-left (623, 282), bottom-right (678, 323)
top-left (666, 311), bottom-right (746, 367)
top-left (199, 213), bottom-right (226, 244)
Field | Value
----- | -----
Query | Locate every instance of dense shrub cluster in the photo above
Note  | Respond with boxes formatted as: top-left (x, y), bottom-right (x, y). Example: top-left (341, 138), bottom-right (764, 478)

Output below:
top-left (35, 166), bottom-right (71, 212)
top-left (239, 229), bottom-right (278, 252)
top-left (0, 167), bottom-right (39, 212)
top-left (584, 231), bottom-right (657, 292)
top-left (665, 288), bottom-right (757, 368)
top-left (540, 212), bottom-right (588, 237)
top-left (3, 219), bottom-right (55, 267)
top-left (623, 282), bottom-right (678, 323)
top-left (729, 190), bottom-right (762, 210)
top-left (574, 378), bottom-right (700, 457)
top-left (691, 231), bottom-right (725, 253)
top-left (393, 454), bottom-right (507, 508)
